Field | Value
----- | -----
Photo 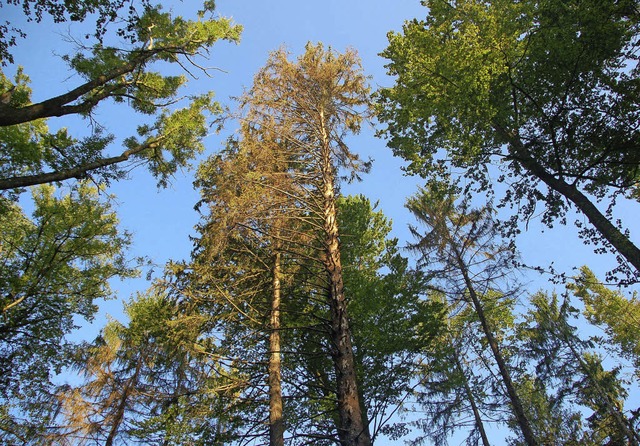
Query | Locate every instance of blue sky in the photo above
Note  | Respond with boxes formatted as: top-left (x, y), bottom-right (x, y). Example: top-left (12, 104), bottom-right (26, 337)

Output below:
top-left (5, 0), bottom-right (640, 443)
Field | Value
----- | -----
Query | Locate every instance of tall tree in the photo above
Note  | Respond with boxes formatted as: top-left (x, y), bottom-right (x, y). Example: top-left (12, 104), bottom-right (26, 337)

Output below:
top-left (377, 0), bottom-right (640, 282)
top-left (337, 194), bottom-right (443, 443)
top-left (0, 3), bottom-right (241, 440)
top-left (518, 290), bottom-right (640, 445)
top-left (182, 43), bottom-right (373, 445)
top-left (238, 43), bottom-right (373, 446)
top-left (178, 43), bottom-right (436, 446)
top-left (406, 184), bottom-right (538, 445)
top-left (55, 290), bottom-right (234, 445)
top-left (186, 130), bottom-right (305, 444)
top-left (0, 184), bottom-right (135, 443)
top-left (0, 1), bottom-right (241, 192)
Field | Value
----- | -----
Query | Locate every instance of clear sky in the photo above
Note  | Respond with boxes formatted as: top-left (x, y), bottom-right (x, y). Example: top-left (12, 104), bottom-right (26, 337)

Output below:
top-left (5, 0), bottom-right (640, 443)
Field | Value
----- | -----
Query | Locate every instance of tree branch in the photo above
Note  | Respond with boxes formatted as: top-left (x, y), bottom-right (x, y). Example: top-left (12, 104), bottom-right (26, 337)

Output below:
top-left (0, 138), bottom-right (162, 190)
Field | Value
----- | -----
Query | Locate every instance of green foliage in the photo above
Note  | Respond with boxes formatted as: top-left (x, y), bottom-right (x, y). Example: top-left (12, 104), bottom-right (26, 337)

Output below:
top-left (569, 266), bottom-right (640, 376)
top-left (338, 195), bottom-right (444, 441)
top-left (507, 375), bottom-right (585, 446)
top-left (0, 8), bottom-right (242, 438)
top-left (379, 0), bottom-right (639, 190)
top-left (0, 0), bottom-right (154, 64)
top-left (0, 183), bottom-right (136, 443)
top-left (124, 92), bottom-right (222, 188)
top-left (0, 69), bottom-right (67, 192)
top-left (377, 0), bottom-right (640, 279)
top-left (575, 353), bottom-right (630, 445)
top-left (56, 290), bottom-right (232, 445)
top-left (0, 1), bottom-right (241, 191)
top-left (516, 290), bottom-right (640, 445)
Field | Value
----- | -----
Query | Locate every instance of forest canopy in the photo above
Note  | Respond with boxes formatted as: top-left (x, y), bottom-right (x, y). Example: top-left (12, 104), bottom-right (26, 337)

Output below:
top-left (1, 0), bottom-right (639, 445)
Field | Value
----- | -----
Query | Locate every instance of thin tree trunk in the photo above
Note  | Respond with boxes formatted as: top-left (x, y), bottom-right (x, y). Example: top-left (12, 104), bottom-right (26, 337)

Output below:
top-left (268, 249), bottom-right (285, 446)
top-left (452, 244), bottom-right (538, 446)
top-left (357, 385), bottom-right (372, 443)
top-left (495, 124), bottom-right (640, 274)
top-left (453, 352), bottom-right (491, 446)
top-left (105, 357), bottom-right (142, 446)
top-left (319, 110), bottom-right (372, 446)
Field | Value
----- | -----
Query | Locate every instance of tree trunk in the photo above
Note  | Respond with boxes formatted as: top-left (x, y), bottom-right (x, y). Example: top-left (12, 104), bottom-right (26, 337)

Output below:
top-left (495, 124), bottom-right (640, 275)
top-left (268, 249), bottom-right (285, 446)
top-left (452, 244), bottom-right (538, 446)
top-left (319, 111), bottom-right (372, 446)
top-left (454, 353), bottom-right (491, 446)
top-left (105, 357), bottom-right (142, 446)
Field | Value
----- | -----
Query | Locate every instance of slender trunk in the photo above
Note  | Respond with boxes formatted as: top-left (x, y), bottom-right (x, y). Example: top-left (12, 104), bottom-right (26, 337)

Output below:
top-left (451, 244), bottom-right (537, 446)
top-left (495, 124), bottom-right (640, 274)
top-left (358, 384), bottom-right (372, 443)
top-left (453, 353), bottom-right (491, 446)
top-left (319, 110), bottom-right (371, 446)
top-left (268, 249), bottom-right (285, 446)
top-left (105, 357), bottom-right (142, 446)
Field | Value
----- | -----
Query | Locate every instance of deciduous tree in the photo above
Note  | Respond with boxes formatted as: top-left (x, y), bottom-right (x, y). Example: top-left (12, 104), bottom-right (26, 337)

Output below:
top-left (0, 1), bottom-right (241, 192)
top-left (0, 184), bottom-right (135, 443)
top-left (377, 0), bottom-right (640, 282)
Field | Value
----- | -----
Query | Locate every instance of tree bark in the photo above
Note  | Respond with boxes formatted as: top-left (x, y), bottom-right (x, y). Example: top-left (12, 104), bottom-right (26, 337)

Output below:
top-left (319, 111), bottom-right (372, 446)
top-left (268, 249), bottom-right (285, 446)
top-left (453, 353), bottom-right (491, 446)
top-left (105, 357), bottom-right (142, 446)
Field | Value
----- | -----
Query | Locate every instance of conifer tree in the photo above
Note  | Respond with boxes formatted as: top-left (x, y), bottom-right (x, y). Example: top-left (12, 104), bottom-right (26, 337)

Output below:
top-left (55, 291), bottom-right (232, 445)
top-left (407, 184), bottom-right (537, 446)
top-left (190, 43), bottom-right (373, 445)
top-left (519, 291), bottom-right (640, 445)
